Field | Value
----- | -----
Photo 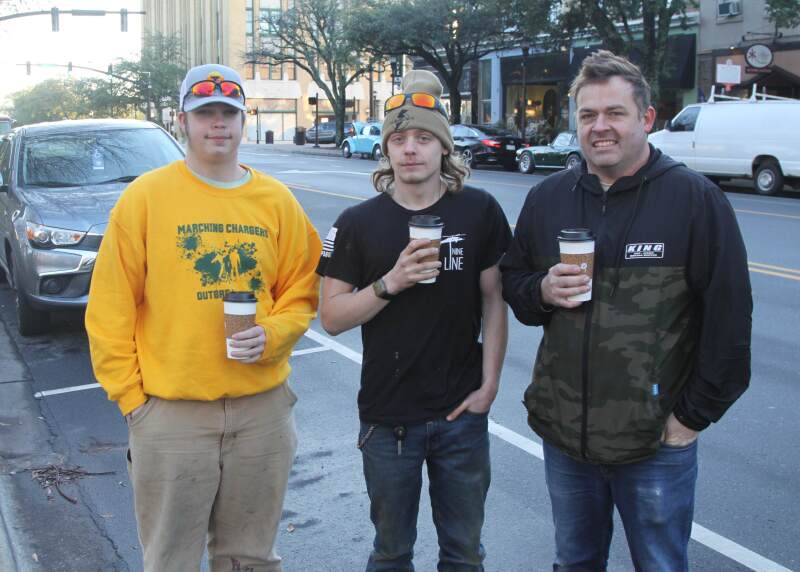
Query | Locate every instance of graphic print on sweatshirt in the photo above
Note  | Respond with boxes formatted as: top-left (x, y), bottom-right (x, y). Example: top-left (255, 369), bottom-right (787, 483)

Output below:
top-left (176, 222), bottom-right (269, 299)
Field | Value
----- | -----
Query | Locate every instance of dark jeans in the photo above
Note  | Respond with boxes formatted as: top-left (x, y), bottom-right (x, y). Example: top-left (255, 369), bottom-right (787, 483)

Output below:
top-left (544, 440), bottom-right (698, 572)
top-left (359, 412), bottom-right (491, 572)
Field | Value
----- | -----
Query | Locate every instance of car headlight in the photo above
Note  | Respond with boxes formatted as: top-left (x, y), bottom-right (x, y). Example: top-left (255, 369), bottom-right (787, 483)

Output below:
top-left (25, 222), bottom-right (86, 248)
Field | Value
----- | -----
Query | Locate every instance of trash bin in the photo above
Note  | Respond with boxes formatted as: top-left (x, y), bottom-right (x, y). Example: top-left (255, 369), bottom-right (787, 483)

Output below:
top-left (294, 126), bottom-right (306, 145)
top-left (265, 130), bottom-right (274, 144)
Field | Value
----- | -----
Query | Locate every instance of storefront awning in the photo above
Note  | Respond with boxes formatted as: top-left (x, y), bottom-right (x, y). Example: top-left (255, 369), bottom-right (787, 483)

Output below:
top-left (740, 65), bottom-right (800, 89)
top-left (570, 34), bottom-right (696, 90)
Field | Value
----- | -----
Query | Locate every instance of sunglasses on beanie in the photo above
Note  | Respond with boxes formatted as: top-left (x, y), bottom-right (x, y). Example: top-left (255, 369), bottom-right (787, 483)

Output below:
top-left (385, 92), bottom-right (448, 118)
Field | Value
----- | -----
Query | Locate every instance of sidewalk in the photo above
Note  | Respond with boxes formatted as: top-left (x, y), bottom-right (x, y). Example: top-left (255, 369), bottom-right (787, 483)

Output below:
top-left (242, 140), bottom-right (342, 158)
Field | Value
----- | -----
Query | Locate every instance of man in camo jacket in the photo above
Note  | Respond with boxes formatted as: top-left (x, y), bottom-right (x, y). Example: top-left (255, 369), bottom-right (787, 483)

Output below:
top-left (500, 50), bottom-right (752, 571)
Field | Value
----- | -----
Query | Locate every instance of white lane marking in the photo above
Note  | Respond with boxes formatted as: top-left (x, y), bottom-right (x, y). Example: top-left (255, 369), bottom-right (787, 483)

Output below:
top-left (290, 346), bottom-right (332, 357)
top-left (278, 169), bottom-right (371, 176)
top-left (34, 382), bottom-right (100, 398)
top-left (303, 328), bottom-right (363, 364)
top-left (299, 327), bottom-right (794, 572)
top-left (33, 345), bottom-right (332, 398)
top-left (691, 524), bottom-right (793, 572)
top-left (488, 419), bottom-right (543, 459)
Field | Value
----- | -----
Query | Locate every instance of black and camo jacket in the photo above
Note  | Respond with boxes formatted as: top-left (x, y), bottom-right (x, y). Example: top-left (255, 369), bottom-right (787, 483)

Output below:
top-left (501, 146), bottom-right (752, 464)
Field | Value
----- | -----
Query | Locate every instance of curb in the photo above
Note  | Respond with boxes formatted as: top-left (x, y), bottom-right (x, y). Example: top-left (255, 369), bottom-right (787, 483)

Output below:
top-left (0, 318), bottom-right (32, 572)
top-left (241, 142), bottom-right (341, 158)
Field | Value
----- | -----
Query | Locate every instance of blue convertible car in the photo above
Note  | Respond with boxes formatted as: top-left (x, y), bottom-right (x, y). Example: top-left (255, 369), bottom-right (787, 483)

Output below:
top-left (342, 122), bottom-right (383, 160)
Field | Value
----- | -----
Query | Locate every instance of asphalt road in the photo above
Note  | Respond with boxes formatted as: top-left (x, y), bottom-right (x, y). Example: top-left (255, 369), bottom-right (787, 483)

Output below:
top-left (0, 143), bottom-right (797, 571)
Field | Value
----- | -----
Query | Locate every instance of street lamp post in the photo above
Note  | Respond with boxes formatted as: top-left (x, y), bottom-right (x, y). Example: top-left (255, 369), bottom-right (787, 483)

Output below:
top-left (390, 55), bottom-right (398, 96)
top-left (520, 41), bottom-right (530, 141)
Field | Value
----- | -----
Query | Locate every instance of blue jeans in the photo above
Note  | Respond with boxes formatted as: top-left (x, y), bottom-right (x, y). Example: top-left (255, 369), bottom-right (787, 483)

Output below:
top-left (544, 440), bottom-right (698, 572)
top-left (359, 412), bottom-right (491, 572)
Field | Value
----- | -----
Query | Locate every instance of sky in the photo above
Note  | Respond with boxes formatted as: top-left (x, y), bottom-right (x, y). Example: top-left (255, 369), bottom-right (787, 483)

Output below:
top-left (0, 0), bottom-right (142, 110)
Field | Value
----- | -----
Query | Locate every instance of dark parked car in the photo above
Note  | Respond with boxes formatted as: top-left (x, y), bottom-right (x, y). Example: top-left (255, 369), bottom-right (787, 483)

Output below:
top-left (305, 121), bottom-right (356, 145)
top-left (0, 119), bottom-right (184, 335)
top-left (451, 124), bottom-right (524, 170)
top-left (516, 131), bottom-right (582, 174)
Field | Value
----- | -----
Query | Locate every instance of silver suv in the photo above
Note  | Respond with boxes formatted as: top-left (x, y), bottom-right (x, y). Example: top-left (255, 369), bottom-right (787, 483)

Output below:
top-left (0, 119), bottom-right (184, 335)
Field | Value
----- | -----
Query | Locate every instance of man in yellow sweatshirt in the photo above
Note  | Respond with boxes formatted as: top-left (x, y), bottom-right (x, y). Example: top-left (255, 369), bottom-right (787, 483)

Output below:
top-left (85, 64), bottom-right (321, 571)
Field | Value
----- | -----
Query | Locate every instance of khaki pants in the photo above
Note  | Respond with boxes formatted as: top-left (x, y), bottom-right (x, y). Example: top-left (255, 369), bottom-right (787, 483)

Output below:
top-left (127, 383), bottom-right (298, 572)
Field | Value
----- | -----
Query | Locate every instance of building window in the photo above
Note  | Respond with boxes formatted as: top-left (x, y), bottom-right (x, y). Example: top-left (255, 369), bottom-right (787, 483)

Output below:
top-left (260, 4), bottom-right (285, 81)
top-left (717, 0), bottom-right (742, 19)
top-left (246, 0), bottom-right (256, 79)
top-left (479, 59), bottom-right (492, 124)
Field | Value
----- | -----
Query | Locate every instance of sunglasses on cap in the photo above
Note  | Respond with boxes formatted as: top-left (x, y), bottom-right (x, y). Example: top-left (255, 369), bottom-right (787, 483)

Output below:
top-left (385, 92), bottom-right (448, 118)
top-left (189, 79), bottom-right (244, 100)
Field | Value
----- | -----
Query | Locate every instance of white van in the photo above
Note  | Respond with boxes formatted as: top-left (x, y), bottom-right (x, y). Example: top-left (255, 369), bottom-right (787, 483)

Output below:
top-left (648, 87), bottom-right (800, 195)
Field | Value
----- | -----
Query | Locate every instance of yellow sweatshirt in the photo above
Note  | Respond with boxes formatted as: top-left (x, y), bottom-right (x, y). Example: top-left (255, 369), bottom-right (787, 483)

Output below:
top-left (86, 160), bottom-right (322, 415)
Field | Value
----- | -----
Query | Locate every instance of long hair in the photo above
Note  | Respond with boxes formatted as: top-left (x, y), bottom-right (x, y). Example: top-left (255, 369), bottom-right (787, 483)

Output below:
top-left (372, 152), bottom-right (471, 194)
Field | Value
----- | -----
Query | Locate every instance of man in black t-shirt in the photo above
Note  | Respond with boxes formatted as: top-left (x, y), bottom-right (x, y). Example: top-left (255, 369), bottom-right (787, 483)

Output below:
top-left (317, 70), bottom-right (511, 571)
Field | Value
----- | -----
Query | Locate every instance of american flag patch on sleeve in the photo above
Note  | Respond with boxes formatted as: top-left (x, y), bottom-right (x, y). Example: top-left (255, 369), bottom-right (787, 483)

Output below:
top-left (321, 226), bottom-right (337, 258)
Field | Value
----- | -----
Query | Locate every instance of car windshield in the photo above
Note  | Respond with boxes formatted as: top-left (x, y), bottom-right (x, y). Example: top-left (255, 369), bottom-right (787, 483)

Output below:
top-left (474, 126), bottom-right (513, 137)
top-left (553, 133), bottom-right (573, 146)
top-left (19, 128), bottom-right (183, 188)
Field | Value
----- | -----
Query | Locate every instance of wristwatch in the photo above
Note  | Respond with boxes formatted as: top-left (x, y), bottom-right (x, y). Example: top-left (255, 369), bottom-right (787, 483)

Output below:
top-left (372, 277), bottom-right (395, 300)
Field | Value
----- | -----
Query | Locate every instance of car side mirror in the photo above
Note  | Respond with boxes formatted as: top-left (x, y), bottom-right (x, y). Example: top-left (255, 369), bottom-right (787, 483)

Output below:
top-left (664, 119), bottom-right (673, 132)
top-left (0, 173), bottom-right (7, 192)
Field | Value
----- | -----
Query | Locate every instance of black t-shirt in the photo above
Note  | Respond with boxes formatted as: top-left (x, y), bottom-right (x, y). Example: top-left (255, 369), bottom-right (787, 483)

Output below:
top-left (317, 185), bottom-right (511, 424)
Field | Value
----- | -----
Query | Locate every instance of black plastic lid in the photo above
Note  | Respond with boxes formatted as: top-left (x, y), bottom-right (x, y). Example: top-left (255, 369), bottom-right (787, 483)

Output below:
top-left (223, 291), bottom-right (257, 303)
top-left (557, 228), bottom-right (595, 242)
top-left (409, 214), bottom-right (444, 228)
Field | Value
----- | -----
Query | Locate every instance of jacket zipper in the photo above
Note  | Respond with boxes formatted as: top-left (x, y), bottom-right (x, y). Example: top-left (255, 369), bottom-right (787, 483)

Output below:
top-left (581, 190), bottom-right (607, 460)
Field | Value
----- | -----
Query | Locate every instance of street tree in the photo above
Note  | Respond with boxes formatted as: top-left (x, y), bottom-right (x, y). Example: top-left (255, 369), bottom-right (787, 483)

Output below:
top-left (112, 32), bottom-right (187, 125)
top-left (8, 79), bottom-right (83, 124)
top-left (766, 0), bottom-right (800, 38)
top-left (351, 0), bottom-right (523, 125)
top-left (540, 0), bottom-right (697, 105)
top-left (247, 0), bottom-right (376, 145)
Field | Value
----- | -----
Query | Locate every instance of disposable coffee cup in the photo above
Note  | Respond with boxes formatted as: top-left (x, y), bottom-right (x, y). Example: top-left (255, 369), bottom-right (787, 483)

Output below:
top-left (409, 214), bottom-right (444, 284)
top-left (558, 228), bottom-right (595, 302)
top-left (223, 291), bottom-right (257, 360)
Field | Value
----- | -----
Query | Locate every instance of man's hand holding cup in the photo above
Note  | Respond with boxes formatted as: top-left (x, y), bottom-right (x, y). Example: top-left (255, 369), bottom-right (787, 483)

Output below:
top-left (541, 264), bottom-right (592, 309)
top-left (383, 239), bottom-right (442, 295)
top-left (541, 228), bottom-right (595, 309)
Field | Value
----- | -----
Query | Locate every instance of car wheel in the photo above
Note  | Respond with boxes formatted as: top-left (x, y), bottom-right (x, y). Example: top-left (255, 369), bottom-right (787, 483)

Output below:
top-left (460, 147), bottom-right (475, 167)
top-left (8, 250), bottom-right (50, 336)
top-left (518, 151), bottom-right (535, 174)
top-left (565, 154), bottom-right (581, 170)
top-left (371, 145), bottom-right (382, 160)
top-left (755, 160), bottom-right (783, 195)
top-left (342, 142), bottom-right (352, 159)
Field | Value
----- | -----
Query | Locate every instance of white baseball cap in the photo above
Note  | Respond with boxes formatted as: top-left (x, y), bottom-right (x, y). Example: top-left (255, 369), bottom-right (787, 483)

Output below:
top-left (179, 64), bottom-right (247, 112)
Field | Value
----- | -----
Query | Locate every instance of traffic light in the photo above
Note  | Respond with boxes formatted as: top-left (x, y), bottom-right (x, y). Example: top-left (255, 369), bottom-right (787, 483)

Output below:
top-left (308, 96), bottom-right (318, 105)
top-left (67, 62), bottom-right (73, 73)
top-left (26, 61), bottom-right (31, 75)
top-left (51, 7), bottom-right (59, 32)
top-left (107, 64), bottom-right (113, 75)
top-left (120, 8), bottom-right (128, 32)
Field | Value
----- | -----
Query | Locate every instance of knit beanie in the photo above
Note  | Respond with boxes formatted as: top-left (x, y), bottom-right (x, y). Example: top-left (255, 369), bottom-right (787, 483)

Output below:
top-left (381, 70), bottom-right (454, 156)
